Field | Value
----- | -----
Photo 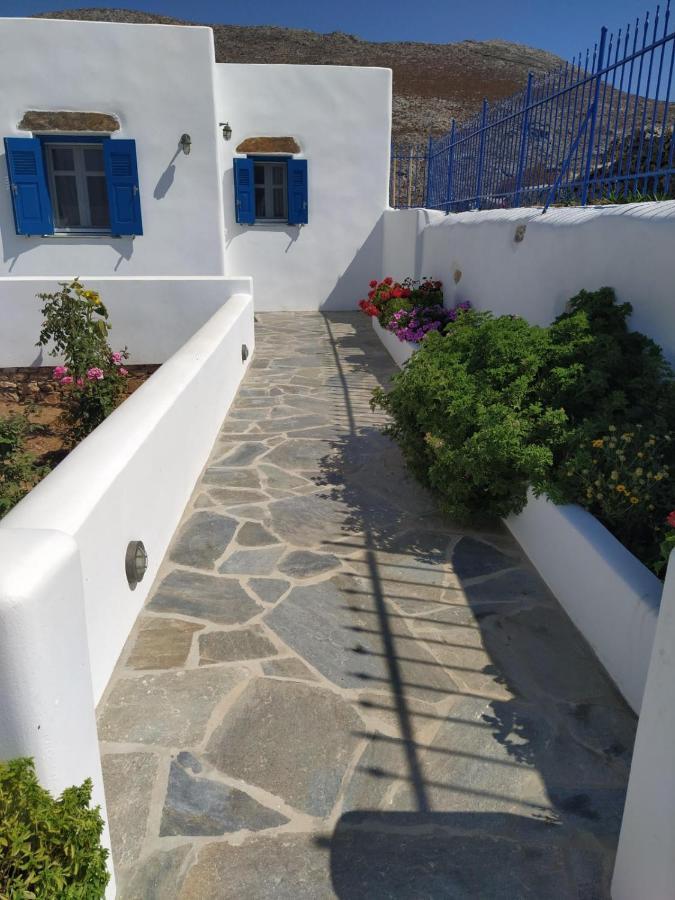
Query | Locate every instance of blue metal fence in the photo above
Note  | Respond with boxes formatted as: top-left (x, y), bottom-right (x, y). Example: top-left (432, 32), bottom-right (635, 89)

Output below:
top-left (391, 2), bottom-right (675, 211)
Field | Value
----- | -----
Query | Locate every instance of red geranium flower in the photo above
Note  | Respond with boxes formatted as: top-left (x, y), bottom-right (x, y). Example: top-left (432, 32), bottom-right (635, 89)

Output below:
top-left (392, 287), bottom-right (403, 298)
top-left (383, 276), bottom-right (393, 285)
top-left (667, 511), bottom-right (675, 528)
top-left (368, 290), bottom-right (375, 299)
top-left (380, 292), bottom-right (390, 302)
top-left (369, 279), bottom-right (378, 288)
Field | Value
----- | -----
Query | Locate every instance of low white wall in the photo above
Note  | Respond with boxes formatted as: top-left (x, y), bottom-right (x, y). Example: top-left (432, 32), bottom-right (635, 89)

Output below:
top-left (218, 64), bottom-right (392, 310)
top-left (0, 18), bottom-right (226, 277)
top-left (505, 493), bottom-right (661, 713)
top-left (383, 202), bottom-right (675, 363)
top-left (1, 291), bottom-right (254, 701)
top-left (0, 275), bottom-right (251, 366)
top-left (612, 551), bottom-right (675, 899)
top-left (371, 318), bottom-right (662, 713)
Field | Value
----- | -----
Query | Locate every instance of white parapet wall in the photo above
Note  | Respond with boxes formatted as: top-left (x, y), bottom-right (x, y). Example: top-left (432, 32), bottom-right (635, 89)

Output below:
top-left (0, 289), bottom-right (253, 893)
top-left (0, 275), bottom-right (251, 366)
top-left (370, 316), bottom-right (662, 713)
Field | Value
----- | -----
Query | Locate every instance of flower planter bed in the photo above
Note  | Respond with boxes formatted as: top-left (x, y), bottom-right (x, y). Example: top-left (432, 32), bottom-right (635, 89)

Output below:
top-left (371, 314), bottom-right (663, 713)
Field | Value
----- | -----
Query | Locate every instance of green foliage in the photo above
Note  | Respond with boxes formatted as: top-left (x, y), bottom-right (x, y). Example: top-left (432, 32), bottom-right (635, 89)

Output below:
top-left (0, 757), bottom-right (109, 899)
top-left (373, 287), bottom-right (675, 572)
top-left (0, 415), bottom-right (47, 518)
top-left (36, 279), bottom-right (129, 444)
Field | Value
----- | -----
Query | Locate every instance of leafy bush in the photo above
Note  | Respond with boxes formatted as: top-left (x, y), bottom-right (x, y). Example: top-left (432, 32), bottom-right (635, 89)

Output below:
top-left (0, 414), bottom-right (47, 517)
top-left (0, 757), bottom-right (109, 899)
top-left (373, 287), bottom-right (675, 572)
top-left (37, 279), bottom-right (130, 443)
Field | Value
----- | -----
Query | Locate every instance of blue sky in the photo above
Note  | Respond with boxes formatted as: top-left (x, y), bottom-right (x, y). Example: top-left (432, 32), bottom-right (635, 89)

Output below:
top-left (1, 0), bottom-right (661, 62)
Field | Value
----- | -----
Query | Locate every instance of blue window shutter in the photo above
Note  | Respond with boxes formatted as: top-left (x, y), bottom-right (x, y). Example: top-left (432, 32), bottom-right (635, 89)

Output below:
top-left (3, 137), bottom-right (53, 235)
top-left (233, 158), bottom-right (255, 224)
top-left (103, 139), bottom-right (143, 235)
top-left (287, 159), bottom-right (308, 225)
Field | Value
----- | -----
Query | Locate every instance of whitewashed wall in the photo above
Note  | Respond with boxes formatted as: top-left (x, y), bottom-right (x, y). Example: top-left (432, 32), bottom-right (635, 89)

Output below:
top-left (217, 64), bottom-right (391, 310)
top-left (382, 202), bottom-right (675, 362)
top-left (0, 275), bottom-right (251, 365)
top-left (0, 18), bottom-right (225, 276)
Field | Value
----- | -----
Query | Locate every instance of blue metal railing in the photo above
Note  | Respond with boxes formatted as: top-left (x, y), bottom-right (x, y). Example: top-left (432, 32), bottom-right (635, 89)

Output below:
top-left (390, 2), bottom-right (675, 211)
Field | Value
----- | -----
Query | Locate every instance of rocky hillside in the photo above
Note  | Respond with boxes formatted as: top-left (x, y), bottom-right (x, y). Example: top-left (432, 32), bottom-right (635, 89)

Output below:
top-left (34, 8), bottom-right (565, 140)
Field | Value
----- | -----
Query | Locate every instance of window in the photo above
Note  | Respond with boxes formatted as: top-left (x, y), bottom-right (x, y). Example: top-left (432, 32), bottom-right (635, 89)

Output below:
top-left (3, 136), bottom-right (143, 237)
top-left (45, 143), bottom-right (110, 231)
top-left (254, 161), bottom-right (288, 221)
top-left (234, 157), bottom-right (308, 226)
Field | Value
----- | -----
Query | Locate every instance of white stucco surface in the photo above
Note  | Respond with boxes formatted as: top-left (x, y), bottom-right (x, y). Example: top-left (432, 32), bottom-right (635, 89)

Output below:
top-left (1, 292), bottom-right (254, 700)
top-left (383, 202), bottom-right (675, 362)
top-left (0, 18), bottom-right (225, 277)
top-left (0, 275), bottom-right (251, 365)
top-left (612, 550), bottom-right (675, 899)
top-left (218, 64), bottom-right (391, 310)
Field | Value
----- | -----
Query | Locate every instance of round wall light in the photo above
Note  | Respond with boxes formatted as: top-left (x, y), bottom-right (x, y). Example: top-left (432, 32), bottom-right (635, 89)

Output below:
top-left (125, 540), bottom-right (148, 590)
top-left (179, 133), bottom-right (192, 155)
top-left (241, 343), bottom-right (249, 361)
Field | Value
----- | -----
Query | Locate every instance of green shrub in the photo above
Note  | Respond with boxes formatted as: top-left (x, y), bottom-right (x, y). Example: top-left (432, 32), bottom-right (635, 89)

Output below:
top-left (0, 415), bottom-right (47, 517)
top-left (0, 757), bottom-right (109, 899)
top-left (373, 287), bottom-right (675, 572)
top-left (37, 279), bottom-right (130, 444)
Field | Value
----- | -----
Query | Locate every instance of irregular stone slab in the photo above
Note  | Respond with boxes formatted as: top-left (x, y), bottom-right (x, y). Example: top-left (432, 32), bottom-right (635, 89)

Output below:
top-left (179, 834), bottom-right (334, 900)
top-left (463, 566), bottom-right (553, 609)
top-left (219, 546), bottom-right (283, 576)
top-left (278, 550), bottom-right (341, 578)
top-left (148, 570), bottom-right (260, 625)
top-left (265, 574), bottom-right (458, 701)
top-left (194, 493), bottom-right (215, 508)
top-left (170, 512), bottom-right (237, 569)
top-left (268, 493), bottom-right (348, 546)
top-left (257, 414), bottom-right (330, 434)
top-left (203, 468), bottom-right (261, 489)
top-left (199, 626), bottom-right (278, 664)
top-left (261, 657), bottom-right (318, 681)
top-left (453, 536), bottom-right (519, 580)
top-left (127, 617), bottom-right (202, 670)
top-left (120, 845), bottom-right (191, 900)
top-left (99, 667), bottom-right (247, 746)
top-left (556, 699), bottom-right (635, 770)
top-left (224, 504), bottom-right (268, 521)
top-left (249, 577), bottom-right (290, 604)
top-left (209, 488), bottom-right (269, 506)
top-left (216, 442), bottom-right (268, 466)
top-left (342, 732), bottom-right (413, 813)
top-left (237, 522), bottom-right (279, 547)
top-left (205, 678), bottom-right (361, 817)
top-left (265, 439), bottom-right (336, 471)
top-left (259, 464), bottom-right (311, 492)
top-left (101, 752), bottom-right (158, 868)
top-left (160, 760), bottom-right (287, 836)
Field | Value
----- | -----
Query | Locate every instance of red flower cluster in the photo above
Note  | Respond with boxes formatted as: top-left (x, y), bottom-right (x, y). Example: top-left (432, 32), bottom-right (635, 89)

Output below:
top-left (667, 511), bottom-right (675, 528)
top-left (358, 298), bottom-right (379, 317)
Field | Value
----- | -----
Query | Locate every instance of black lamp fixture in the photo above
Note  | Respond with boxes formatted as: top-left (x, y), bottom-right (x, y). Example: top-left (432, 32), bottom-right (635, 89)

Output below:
top-left (219, 122), bottom-right (233, 141)
top-left (125, 540), bottom-right (148, 590)
top-left (179, 133), bottom-right (191, 155)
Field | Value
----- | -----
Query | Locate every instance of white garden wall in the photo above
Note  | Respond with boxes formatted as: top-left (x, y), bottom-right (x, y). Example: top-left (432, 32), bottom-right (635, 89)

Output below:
top-left (0, 275), bottom-right (251, 365)
top-left (0, 18), bottom-right (225, 277)
top-left (383, 202), bottom-right (675, 362)
top-left (217, 64), bottom-right (391, 310)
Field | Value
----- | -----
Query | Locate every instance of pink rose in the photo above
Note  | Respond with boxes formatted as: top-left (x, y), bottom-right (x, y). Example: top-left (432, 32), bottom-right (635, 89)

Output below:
top-left (86, 367), bottom-right (104, 381)
top-left (60, 375), bottom-right (73, 385)
top-left (53, 365), bottom-right (68, 380)
top-left (111, 351), bottom-right (123, 365)
top-left (76, 377), bottom-right (84, 387)
top-left (119, 367), bottom-right (129, 376)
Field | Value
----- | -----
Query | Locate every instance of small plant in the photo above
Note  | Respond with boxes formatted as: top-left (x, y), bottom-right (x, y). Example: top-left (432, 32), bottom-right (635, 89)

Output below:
top-left (358, 276), bottom-right (446, 337)
top-left (0, 414), bottom-right (47, 517)
top-left (388, 300), bottom-right (470, 343)
top-left (37, 279), bottom-right (129, 443)
top-left (0, 757), bottom-right (109, 898)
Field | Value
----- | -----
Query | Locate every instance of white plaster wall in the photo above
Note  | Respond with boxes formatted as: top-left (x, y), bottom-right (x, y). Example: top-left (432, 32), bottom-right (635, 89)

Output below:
top-left (385, 202), bottom-right (675, 362)
top-left (1, 293), bottom-right (254, 700)
top-left (0, 275), bottom-right (251, 365)
top-left (217, 64), bottom-right (391, 310)
top-left (0, 18), bottom-right (225, 276)
top-left (612, 550), bottom-right (675, 899)
top-left (372, 316), bottom-right (416, 367)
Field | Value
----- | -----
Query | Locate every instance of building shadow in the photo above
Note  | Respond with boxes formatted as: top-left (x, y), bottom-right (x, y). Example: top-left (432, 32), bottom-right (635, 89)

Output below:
top-left (311, 312), bottom-right (637, 899)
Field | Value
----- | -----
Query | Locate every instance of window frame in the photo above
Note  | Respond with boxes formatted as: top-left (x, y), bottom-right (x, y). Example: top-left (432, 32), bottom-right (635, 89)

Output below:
top-left (43, 138), bottom-right (111, 234)
top-left (247, 154), bottom-right (292, 225)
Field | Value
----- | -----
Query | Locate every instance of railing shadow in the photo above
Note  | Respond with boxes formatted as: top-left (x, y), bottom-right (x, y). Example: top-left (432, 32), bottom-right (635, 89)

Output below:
top-left (311, 312), bottom-right (636, 898)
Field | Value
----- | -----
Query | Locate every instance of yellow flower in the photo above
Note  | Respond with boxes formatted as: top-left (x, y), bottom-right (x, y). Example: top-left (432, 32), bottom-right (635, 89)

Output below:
top-left (630, 496), bottom-right (639, 505)
top-left (635, 467), bottom-right (643, 476)
top-left (616, 484), bottom-right (627, 493)
top-left (608, 425), bottom-right (617, 432)
top-left (655, 473), bottom-right (664, 481)
top-left (637, 452), bottom-right (644, 458)
top-left (610, 471), bottom-right (619, 480)
top-left (621, 433), bottom-right (633, 441)
top-left (591, 439), bottom-right (604, 448)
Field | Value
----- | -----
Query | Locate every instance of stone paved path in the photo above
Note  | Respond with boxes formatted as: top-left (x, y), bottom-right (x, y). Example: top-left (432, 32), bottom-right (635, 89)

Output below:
top-left (98, 312), bottom-right (636, 899)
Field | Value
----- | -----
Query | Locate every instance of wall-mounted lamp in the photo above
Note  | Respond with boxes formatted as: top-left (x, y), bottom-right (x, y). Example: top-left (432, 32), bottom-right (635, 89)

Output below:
top-left (241, 343), bottom-right (249, 362)
top-left (219, 122), bottom-right (233, 141)
top-left (125, 540), bottom-right (148, 590)
top-left (179, 133), bottom-right (192, 155)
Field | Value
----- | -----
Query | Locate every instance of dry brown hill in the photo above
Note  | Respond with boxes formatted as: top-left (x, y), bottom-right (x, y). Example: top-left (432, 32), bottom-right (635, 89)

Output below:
top-left (34, 8), bottom-right (565, 140)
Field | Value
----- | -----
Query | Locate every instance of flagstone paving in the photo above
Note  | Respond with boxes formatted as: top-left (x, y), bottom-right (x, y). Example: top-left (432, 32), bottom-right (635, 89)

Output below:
top-left (98, 312), bottom-right (636, 899)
